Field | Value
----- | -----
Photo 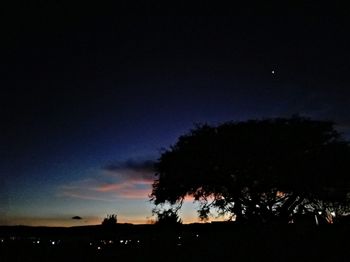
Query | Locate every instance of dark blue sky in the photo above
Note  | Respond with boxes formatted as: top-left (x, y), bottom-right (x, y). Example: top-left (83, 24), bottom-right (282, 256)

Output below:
top-left (2, 4), bottom-right (350, 225)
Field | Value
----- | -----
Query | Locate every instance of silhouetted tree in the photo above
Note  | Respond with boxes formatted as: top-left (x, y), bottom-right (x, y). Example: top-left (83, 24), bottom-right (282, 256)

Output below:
top-left (153, 207), bottom-right (182, 226)
top-left (102, 214), bottom-right (117, 226)
top-left (151, 116), bottom-right (350, 224)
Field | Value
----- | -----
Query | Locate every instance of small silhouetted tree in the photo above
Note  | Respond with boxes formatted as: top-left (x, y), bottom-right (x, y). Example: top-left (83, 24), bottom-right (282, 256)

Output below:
top-left (102, 214), bottom-right (117, 226)
top-left (150, 116), bottom-right (350, 224)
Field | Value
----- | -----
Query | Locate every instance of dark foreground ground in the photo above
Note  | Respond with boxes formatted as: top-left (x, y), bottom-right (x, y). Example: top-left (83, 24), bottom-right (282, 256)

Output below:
top-left (0, 223), bottom-right (348, 261)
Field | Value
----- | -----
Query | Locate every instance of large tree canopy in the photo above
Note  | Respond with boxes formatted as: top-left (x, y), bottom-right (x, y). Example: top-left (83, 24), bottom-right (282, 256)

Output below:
top-left (151, 117), bottom-right (350, 224)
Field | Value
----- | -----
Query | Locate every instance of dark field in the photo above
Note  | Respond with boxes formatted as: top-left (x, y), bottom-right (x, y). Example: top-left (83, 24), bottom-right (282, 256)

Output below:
top-left (0, 223), bottom-right (348, 261)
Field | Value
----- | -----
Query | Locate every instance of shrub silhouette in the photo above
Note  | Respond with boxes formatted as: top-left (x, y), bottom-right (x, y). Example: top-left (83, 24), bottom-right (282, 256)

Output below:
top-left (102, 214), bottom-right (117, 226)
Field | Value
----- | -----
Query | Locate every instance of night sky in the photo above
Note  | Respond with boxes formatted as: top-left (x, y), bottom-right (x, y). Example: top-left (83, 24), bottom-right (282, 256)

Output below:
top-left (2, 3), bottom-right (350, 226)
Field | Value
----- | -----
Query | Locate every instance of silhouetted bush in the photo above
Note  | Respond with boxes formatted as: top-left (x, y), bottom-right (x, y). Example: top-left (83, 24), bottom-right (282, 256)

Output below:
top-left (101, 214), bottom-right (117, 226)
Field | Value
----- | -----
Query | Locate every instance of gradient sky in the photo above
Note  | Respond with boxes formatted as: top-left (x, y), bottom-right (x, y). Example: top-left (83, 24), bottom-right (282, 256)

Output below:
top-left (2, 3), bottom-right (350, 226)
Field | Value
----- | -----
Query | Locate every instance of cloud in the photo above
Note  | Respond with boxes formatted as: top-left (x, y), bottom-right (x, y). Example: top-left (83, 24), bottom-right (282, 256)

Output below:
top-left (104, 159), bottom-right (155, 181)
top-left (58, 159), bottom-right (156, 202)
top-left (59, 190), bottom-right (117, 202)
top-left (105, 159), bottom-right (154, 172)
top-left (72, 216), bottom-right (82, 220)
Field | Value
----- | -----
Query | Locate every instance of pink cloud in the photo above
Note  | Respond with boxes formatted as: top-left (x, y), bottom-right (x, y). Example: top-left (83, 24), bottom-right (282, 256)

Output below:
top-left (93, 183), bottom-right (124, 192)
top-left (58, 171), bottom-right (154, 201)
top-left (93, 178), bottom-right (153, 193)
top-left (57, 158), bottom-right (161, 202)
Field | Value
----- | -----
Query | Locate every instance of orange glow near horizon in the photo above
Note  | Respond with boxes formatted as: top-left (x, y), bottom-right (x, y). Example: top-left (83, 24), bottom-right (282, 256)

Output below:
top-left (1, 212), bottom-right (228, 227)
